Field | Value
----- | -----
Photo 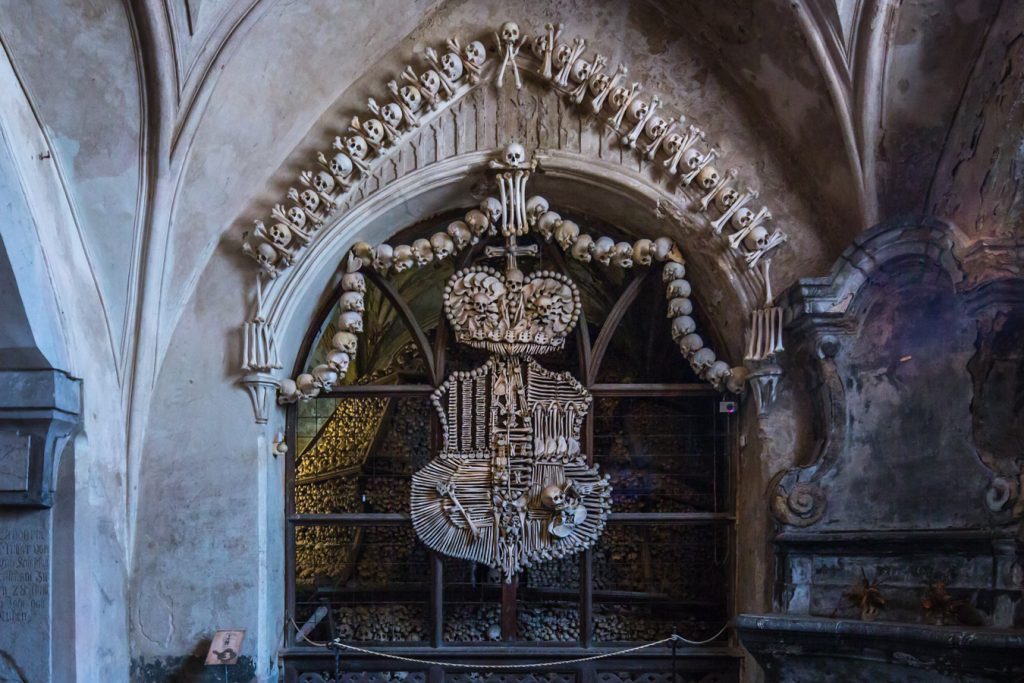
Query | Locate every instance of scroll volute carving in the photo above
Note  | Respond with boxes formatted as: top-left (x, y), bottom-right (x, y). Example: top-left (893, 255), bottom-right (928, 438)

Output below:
top-left (767, 316), bottom-right (851, 528)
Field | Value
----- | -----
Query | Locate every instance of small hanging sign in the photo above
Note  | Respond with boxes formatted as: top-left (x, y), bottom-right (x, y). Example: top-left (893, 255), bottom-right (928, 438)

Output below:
top-left (205, 629), bottom-right (246, 666)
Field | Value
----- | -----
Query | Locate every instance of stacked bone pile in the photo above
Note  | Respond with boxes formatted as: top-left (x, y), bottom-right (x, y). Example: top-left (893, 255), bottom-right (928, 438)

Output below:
top-left (443, 603), bottom-right (502, 642)
top-left (242, 22), bottom-right (787, 281)
top-left (517, 605), bottom-right (581, 641)
top-left (332, 604), bottom-right (428, 642)
top-left (363, 399), bottom-right (432, 512)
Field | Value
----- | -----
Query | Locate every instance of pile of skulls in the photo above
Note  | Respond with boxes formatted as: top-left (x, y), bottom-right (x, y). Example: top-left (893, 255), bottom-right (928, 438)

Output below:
top-left (279, 269), bottom-right (365, 403)
top-left (443, 603), bottom-right (501, 642)
top-left (517, 605), bottom-right (580, 642)
top-left (333, 604), bottom-right (427, 642)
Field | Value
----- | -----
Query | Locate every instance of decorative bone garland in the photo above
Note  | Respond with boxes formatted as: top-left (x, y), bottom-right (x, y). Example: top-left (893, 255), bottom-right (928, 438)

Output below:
top-left (279, 145), bottom-right (739, 399)
top-left (240, 20), bottom-right (789, 281)
top-left (278, 146), bottom-right (753, 579)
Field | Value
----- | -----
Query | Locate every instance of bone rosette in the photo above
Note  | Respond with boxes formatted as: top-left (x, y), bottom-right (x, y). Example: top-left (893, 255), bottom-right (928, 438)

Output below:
top-left (442, 265), bottom-right (581, 356)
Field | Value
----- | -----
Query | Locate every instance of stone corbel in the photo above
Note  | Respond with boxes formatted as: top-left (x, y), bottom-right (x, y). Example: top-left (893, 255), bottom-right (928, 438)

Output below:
top-left (0, 368), bottom-right (82, 508)
top-left (240, 273), bottom-right (282, 425)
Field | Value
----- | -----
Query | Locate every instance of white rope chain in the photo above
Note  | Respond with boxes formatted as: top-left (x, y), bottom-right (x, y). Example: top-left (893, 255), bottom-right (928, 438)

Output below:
top-left (290, 619), bottom-right (730, 669)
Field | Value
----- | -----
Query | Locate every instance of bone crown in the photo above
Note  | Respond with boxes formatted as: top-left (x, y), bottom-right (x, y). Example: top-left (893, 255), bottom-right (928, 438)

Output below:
top-left (443, 265), bottom-right (581, 355)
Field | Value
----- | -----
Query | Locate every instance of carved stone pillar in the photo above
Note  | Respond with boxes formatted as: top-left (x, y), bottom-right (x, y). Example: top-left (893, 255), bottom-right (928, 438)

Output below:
top-left (0, 368), bottom-right (81, 682)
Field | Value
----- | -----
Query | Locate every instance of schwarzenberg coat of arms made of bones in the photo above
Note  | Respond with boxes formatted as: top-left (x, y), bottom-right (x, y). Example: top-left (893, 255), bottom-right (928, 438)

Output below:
top-left (411, 145), bottom-right (612, 581)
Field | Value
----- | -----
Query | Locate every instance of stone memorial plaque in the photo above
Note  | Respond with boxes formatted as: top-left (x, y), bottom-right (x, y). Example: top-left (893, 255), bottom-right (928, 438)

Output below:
top-left (0, 433), bottom-right (31, 492)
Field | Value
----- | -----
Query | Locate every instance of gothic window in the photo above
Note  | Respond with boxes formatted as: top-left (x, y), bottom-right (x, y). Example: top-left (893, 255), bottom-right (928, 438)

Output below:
top-left (284, 213), bottom-right (737, 680)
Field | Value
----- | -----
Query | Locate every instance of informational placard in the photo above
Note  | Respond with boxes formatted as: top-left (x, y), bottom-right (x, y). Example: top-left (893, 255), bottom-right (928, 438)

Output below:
top-left (205, 629), bottom-right (245, 665)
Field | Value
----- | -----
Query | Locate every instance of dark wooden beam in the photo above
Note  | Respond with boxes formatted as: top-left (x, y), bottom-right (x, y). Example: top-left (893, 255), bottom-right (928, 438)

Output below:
top-left (365, 269), bottom-right (439, 385)
top-left (587, 270), bottom-right (649, 386)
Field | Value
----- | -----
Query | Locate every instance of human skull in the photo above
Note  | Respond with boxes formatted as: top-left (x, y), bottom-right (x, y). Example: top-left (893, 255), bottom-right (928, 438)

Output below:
top-left (667, 278), bottom-right (692, 299)
top-left (571, 233), bottom-right (594, 262)
top-left (480, 197), bottom-right (503, 224)
top-left (678, 332), bottom-right (703, 356)
top-left (609, 85), bottom-right (630, 109)
top-left (684, 147), bottom-right (704, 171)
top-left (441, 52), bottom-right (464, 82)
top-left (662, 261), bottom-right (686, 283)
top-left (268, 223), bottom-right (292, 246)
top-left (341, 291), bottom-right (365, 313)
top-left (296, 373), bottom-right (317, 396)
top-left (345, 135), bottom-right (368, 159)
top-left (392, 244), bottom-right (415, 272)
top-left (505, 268), bottom-right (524, 296)
top-left (644, 116), bottom-right (668, 140)
top-left (313, 171), bottom-right (335, 194)
top-left (666, 297), bottom-right (693, 317)
top-left (663, 132), bottom-right (684, 156)
top-left (464, 209), bottom-right (490, 236)
top-left (715, 186), bottom-right (739, 211)
top-left (531, 33), bottom-right (551, 59)
top-left (339, 311), bottom-right (364, 333)
top-left (300, 189), bottom-right (320, 213)
top-left (430, 231), bottom-right (454, 259)
top-left (352, 242), bottom-right (374, 268)
top-left (588, 72), bottom-right (610, 96)
top-left (632, 238), bottom-right (654, 266)
top-left (419, 70), bottom-right (441, 95)
top-left (381, 103), bottom-right (403, 128)
top-left (287, 206), bottom-right (306, 228)
top-left (399, 85), bottom-right (423, 112)
top-left (373, 243), bottom-right (394, 272)
top-left (671, 316), bottom-right (697, 341)
top-left (363, 119), bottom-right (385, 145)
top-left (256, 241), bottom-right (278, 265)
top-left (447, 220), bottom-right (472, 249)
top-left (332, 331), bottom-right (358, 355)
top-left (330, 153), bottom-right (354, 178)
top-left (540, 484), bottom-right (564, 509)
top-left (554, 43), bottom-right (573, 68)
top-left (706, 361), bottom-right (731, 387)
top-left (653, 237), bottom-right (675, 262)
top-left (501, 21), bottom-right (520, 44)
top-left (593, 236), bottom-right (615, 265)
top-left (278, 378), bottom-right (298, 402)
top-left (627, 98), bottom-right (648, 123)
top-left (412, 238), bottom-right (433, 266)
top-left (555, 219), bottom-right (581, 250)
top-left (342, 272), bottom-right (366, 293)
top-left (525, 195), bottom-right (549, 225)
top-left (504, 142), bottom-right (526, 167)
top-left (692, 347), bottom-right (717, 374)
top-left (732, 207), bottom-right (755, 230)
top-left (327, 350), bottom-right (351, 376)
top-left (464, 40), bottom-right (486, 65)
top-left (570, 58), bottom-right (592, 84)
top-left (697, 165), bottom-right (720, 189)
top-left (744, 226), bottom-right (770, 251)
top-left (312, 364), bottom-right (339, 391)
top-left (613, 242), bottom-right (634, 268)
top-left (536, 211), bottom-right (561, 241)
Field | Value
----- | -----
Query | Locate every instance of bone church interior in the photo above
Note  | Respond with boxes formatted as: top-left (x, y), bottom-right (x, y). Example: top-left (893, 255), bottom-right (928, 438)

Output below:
top-left (1, 1), bottom-right (1023, 682)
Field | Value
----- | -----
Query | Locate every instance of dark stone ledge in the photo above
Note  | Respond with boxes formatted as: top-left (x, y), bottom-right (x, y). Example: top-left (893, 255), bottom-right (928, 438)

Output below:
top-left (736, 614), bottom-right (1024, 682)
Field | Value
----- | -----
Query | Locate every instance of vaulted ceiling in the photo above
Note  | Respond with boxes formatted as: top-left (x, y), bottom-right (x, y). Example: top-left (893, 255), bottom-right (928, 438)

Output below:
top-left (1, 0), bottom-right (1021, 389)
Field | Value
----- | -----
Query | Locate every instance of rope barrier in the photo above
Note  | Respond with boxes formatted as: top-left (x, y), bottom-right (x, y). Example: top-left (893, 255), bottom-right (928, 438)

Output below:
top-left (290, 618), bottom-right (730, 669)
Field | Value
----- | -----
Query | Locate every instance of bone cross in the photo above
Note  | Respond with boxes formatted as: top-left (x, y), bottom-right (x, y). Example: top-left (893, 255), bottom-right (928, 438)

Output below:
top-left (484, 234), bottom-right (539, 273)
